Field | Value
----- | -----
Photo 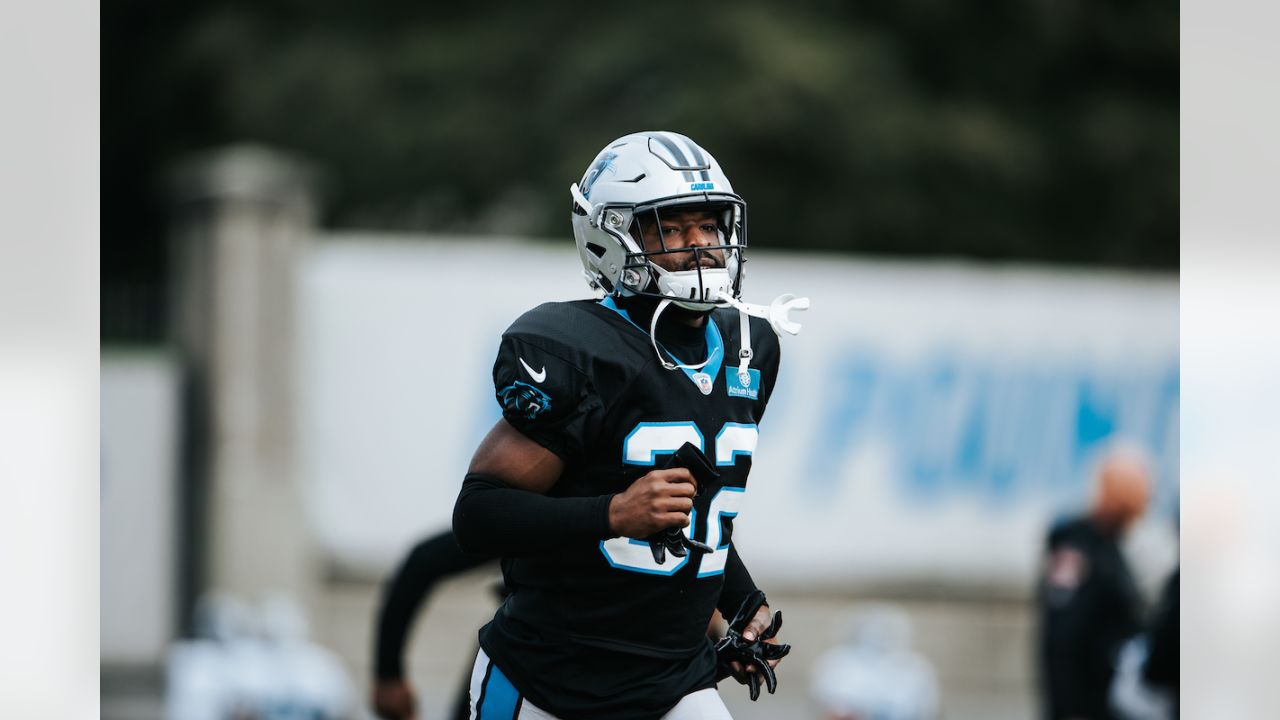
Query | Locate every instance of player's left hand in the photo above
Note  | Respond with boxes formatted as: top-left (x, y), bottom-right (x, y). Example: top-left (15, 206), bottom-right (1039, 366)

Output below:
top-left (372, 678), bottom-right (418, 720)
top-left (715, 590), bottom-right (790, 701)
top-left (725, 604), bottom-right (785, 684)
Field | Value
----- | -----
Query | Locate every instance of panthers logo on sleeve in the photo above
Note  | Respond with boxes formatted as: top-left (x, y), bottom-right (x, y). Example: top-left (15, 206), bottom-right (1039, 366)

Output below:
top-left (498, 381), bottom-right (552, 421)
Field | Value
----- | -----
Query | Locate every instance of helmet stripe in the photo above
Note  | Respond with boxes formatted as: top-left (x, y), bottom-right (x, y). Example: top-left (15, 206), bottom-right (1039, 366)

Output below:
top-left (648, 133), bottom-right (696, 182)
top-left (678, 135), bottom-right (713, 182)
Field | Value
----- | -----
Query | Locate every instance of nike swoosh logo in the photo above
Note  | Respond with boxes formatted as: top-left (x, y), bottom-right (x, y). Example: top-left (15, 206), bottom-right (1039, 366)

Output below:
top-left (519, 357), bottom-right (547, 383)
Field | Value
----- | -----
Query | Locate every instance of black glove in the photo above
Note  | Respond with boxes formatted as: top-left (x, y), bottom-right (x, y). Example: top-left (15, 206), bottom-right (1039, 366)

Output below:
top-left (714, 589), bottom-right (790, 701)
top-left (646, 442), bottom-right (716, 565)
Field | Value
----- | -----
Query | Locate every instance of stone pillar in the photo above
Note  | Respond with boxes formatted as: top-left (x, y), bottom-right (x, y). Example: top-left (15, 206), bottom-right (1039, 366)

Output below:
top-left (168, 145), bottom-right (319, 615)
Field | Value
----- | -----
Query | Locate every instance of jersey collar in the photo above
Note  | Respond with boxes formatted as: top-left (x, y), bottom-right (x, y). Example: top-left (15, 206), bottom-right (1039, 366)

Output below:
top-left (600, 296), bottom-right (724, 391)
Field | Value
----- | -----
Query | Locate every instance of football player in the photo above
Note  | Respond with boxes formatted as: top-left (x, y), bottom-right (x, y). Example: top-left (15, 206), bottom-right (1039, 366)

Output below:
top-left (371, 530), bottom-right (499, 720)
top-left (453, 131), bottom-right (807, 719)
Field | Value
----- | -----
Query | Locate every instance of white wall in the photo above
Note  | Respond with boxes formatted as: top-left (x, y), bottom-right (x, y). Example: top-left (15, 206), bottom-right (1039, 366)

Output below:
top-left (101, 351), bottom-right (178, 663)
top-left (299, 236), bottom-right (1178, 592)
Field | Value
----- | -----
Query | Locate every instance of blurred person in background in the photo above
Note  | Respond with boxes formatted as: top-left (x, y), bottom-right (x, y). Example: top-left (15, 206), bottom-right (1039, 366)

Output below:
top-left (1138, 568), bottom-right (1178, 712)
top-left (372, 530), bottom-right (501, 720)
top-left (809, 604), bottom-right (939, 720)
top-left (167, 592), bottom-right (357, 720)
top-left (1038, 443), bottom-right (1153, 720)
top-left (452, 131), bottom-right (806, 719)
top-left (1108, 568), bottom-right (1178, 720)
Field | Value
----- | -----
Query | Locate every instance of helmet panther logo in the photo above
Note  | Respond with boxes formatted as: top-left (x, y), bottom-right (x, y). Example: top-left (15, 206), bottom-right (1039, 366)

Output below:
top-left (579, 151), bottom-right (617, 200)
top-left (499, 381), bottom-right (552, 420)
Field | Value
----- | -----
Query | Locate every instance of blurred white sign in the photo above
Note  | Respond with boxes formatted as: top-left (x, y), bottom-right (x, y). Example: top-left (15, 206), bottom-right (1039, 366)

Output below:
top-left (300, 236), bottom-right (1178, 590)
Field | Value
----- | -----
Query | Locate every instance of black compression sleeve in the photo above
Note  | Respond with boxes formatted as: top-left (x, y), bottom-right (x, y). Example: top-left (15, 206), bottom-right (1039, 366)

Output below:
top-left (718, 544), bottom-right (763, 617)
top-left (373, 530), bottom-right (493, 679)
top-left (452, 473), bottom-right (615, 557)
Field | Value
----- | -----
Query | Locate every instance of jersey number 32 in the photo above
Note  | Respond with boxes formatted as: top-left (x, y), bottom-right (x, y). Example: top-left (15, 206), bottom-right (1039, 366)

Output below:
top-left (600, 421), bottom-right (758, 577)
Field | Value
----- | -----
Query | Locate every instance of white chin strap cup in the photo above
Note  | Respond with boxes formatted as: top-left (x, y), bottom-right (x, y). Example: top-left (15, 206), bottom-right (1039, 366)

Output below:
top-left (767, 294), bottom-right (809, 335)
top-left (717, 292), bottom-right (810, 336)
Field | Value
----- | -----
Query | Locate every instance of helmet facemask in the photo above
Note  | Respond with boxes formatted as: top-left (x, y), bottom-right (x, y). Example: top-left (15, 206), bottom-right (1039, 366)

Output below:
top-left (603, 198), bottom-right (747, 311)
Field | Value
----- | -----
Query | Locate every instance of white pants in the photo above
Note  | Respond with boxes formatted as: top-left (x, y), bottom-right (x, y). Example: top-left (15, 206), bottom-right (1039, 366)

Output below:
top-left (469, 648), bottom-right (732, 720)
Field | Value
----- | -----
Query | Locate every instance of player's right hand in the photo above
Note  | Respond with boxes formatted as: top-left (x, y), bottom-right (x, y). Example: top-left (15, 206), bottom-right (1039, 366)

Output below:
top-left (608, 467), bottom-right (698, 538)
top-left (372, 678), bottom-right (418, 720)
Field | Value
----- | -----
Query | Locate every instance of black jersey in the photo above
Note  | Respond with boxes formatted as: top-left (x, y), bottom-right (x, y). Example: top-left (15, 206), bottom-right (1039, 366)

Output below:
top-left (478, 297), bottom-right (781, 720)
top-left (1038, 516), bottom-right (1145, 720)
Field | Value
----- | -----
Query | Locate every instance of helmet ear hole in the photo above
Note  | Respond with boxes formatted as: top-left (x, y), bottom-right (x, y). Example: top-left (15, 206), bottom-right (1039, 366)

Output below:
top-left (585, 242), bottom-right (607, 259)
top-left (622, 266), bottom-right (651, 291)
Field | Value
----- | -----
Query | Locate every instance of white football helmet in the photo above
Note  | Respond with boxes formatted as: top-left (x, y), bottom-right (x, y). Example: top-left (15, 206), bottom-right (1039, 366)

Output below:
top-left (570, 131), bottom-right (747, 311)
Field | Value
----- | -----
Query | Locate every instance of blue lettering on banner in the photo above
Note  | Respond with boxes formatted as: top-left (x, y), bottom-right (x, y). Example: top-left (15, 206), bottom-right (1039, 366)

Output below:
top-left (690, 182), bottom-right (715, 191)
top-left (806, 354), bottom-right (878, 491)
top-left (726, 367), bottom-right (761, 400)
top-left (803, 346), bottom-right (1180, 509)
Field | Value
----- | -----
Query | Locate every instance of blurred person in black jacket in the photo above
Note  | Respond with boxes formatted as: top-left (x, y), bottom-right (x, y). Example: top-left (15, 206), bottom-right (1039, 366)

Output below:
top-left (1140, 568), bottom-right (1178, 713)
top-left (371, 530), bottom-right (498, 720)
top-left (1038, 444), bottom-right (1153, 720)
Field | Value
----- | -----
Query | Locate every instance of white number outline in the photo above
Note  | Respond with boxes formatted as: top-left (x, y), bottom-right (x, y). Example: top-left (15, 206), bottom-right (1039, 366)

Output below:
top-left (714, 422), bottom-right (759, 466)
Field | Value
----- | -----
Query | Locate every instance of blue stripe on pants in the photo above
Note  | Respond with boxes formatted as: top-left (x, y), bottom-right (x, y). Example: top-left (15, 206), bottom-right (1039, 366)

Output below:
top-left (479, 662), bottom-right (521, 720)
